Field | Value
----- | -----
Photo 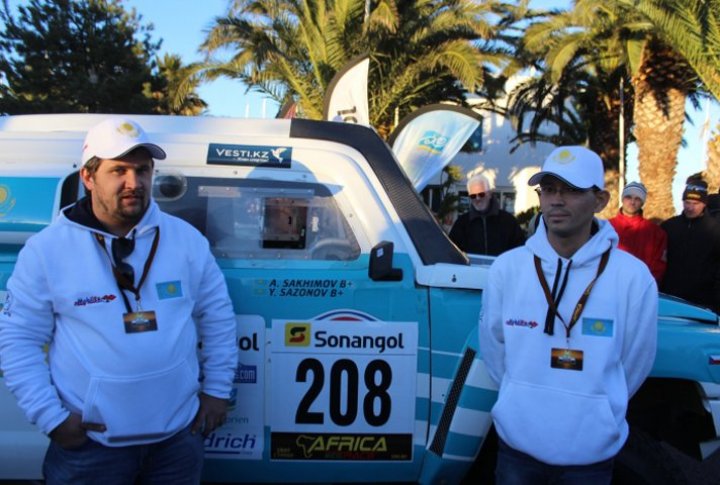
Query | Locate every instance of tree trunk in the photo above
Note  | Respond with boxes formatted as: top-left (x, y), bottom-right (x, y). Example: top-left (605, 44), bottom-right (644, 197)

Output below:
top-left (705, 126), bottom-right (720, 194)
top-left (633, 85), bottom-right (685, 220)
top-left (632, 42), bottom-right (691, 221)
top-left (602, 168), bottom-right (621, 220)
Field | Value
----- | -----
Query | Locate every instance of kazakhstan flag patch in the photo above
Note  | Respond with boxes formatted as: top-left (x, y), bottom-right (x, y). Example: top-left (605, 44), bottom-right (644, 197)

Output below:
top-left (156, 281), bottom-right (183, 300)
top-left (582, 317), bottom-right (614, 337)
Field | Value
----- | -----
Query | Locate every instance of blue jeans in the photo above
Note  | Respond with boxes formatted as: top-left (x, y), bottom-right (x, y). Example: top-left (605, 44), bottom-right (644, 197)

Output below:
top-left (43, 425), bottom-right (204, 485)
top-left (496, 438), bottom-right (614, 485)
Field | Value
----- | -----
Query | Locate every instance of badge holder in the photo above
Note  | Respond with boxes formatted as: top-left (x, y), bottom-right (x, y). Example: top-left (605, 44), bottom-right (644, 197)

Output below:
top-left (95, 228), bottom-right (161, 334)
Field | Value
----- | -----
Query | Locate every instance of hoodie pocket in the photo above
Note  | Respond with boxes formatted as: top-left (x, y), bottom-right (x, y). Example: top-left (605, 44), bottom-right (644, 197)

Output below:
top-left (82, 359), bottom-right (199, 443)
top-left (492, 380), bottom-right (622, 464)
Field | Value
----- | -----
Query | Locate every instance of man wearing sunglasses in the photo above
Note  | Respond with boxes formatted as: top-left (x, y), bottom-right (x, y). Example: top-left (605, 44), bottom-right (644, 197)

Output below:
top-left (479, 146), bottom-right (657, 484)
top-left (0, 117), bottom-right (238, 484)
top-left (448, 173), bottom-right (525, 256)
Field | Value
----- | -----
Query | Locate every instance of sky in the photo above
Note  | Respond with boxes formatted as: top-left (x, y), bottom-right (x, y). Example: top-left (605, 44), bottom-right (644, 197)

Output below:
top-left (6, 0), bottom-right (719, 210)
top-left (122, 0), bottom-right (279, 118)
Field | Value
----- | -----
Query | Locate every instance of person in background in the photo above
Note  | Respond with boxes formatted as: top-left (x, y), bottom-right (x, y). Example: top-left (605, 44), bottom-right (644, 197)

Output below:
top-left (706, 186), bottom-right (720, 218)
top-left (0, 117), bottom-right (238, 484)
top-left (480, 146), bottom-right (657, 484)
top-left (661, 179), bottom-right (720, 313)
top-left (449, 173), bottom-right (525, 256)
top-left (609, 181), bottom-right (667, 283)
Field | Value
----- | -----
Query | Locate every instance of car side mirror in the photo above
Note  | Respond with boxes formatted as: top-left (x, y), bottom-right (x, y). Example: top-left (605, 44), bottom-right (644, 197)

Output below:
top-left (369, 241), bottom-right (403, 281)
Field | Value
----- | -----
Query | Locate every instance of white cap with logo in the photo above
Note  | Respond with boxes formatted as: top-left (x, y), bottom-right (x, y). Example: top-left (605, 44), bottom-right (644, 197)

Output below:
top-left (81, 117), bottom-right (166, 166)
top-left (528, 146), bottom-right (605, 190)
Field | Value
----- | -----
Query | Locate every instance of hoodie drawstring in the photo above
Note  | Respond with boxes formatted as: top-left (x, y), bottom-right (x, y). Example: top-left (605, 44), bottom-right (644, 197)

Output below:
top-left (543, 258), bottom-right (572, 335)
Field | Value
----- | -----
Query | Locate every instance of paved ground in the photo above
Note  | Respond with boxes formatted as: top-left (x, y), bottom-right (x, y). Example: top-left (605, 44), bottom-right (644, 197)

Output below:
top-left (660, 443), bottom-right (720, 485)
top-left (5, 435), bottom-right (720, 484)
top-left (461, 427), bottom-right (720, 484)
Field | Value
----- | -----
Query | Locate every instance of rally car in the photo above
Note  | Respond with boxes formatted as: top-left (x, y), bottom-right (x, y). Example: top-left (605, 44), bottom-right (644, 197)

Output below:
top-left (0, 114), bottom-right (718, 483)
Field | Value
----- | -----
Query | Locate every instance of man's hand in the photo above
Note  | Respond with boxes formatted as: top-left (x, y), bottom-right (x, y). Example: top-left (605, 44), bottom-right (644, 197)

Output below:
top-left (49, 413), bottom-right (106, 449)
top-left (192, 393), bottom-right (229, 437)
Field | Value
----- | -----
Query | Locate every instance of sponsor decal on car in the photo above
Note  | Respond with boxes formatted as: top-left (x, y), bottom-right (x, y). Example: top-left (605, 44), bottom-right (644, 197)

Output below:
top-left (271, 432), bottom-right (412, 461)
top-left (417, 130), bottom-right (449, 155)
top-left (207, 143), bottom-right (292, 168)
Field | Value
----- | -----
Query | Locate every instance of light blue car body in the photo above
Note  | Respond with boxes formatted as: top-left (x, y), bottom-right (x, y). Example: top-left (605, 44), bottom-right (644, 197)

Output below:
top-left (0, 114), bottom-right (718, 483)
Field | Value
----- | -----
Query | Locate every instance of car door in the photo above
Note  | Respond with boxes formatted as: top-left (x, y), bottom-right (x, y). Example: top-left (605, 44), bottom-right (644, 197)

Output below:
top-left (155, 173), bottom-right (431, 483)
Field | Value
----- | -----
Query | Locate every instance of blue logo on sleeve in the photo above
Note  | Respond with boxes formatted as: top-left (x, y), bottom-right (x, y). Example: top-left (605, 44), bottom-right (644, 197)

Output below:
top-left (156, 281), bottom-right (183, 300)
top-left (582, 318), bottom-right (614, 337)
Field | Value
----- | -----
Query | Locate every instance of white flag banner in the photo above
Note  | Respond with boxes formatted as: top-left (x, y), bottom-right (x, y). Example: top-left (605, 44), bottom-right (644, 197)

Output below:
top-left (323, 56), bottom-right (370, 126)
top-left (389, 104), bottom-right (482, 192)
top-left (276, 100), bottom-right (298, 119)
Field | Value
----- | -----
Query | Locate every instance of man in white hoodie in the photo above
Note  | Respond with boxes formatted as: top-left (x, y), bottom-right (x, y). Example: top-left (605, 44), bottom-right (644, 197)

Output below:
top-left (479, 146), bottom-right (657, 484)
top-left (0, 117), bottom-right (238, 484)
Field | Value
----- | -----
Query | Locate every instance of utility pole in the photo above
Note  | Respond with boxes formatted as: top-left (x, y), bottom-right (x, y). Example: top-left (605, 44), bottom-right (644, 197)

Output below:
top-left (619, 76), bottom-right (626, 194)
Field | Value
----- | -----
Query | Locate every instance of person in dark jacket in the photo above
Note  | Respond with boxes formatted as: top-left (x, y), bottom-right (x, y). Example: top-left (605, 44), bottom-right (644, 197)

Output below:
top-left (661, 180), bottom-right (720, 313)
top-left (707, 190), bottom-right (720, 218)
top-left (449, 174), bottom-right (525, 256)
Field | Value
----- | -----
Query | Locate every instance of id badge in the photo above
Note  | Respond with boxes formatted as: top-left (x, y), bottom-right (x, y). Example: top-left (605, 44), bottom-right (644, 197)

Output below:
top-left (550, 348), bottom-right (584, 371)
top-left (123, 311), bottom-right (158, 334)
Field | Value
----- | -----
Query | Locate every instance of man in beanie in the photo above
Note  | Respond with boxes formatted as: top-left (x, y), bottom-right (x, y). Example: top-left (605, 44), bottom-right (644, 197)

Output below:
top-left (661, 179), bottom-right (720, 313)
top-left (480, 146), bottom-right (657, 483)
top-left (0, 117), bottom-right (238, 484)
top-left (449, 173), bottom-right (525, 256)
top-left (609, 181), bottom-right (667, 283)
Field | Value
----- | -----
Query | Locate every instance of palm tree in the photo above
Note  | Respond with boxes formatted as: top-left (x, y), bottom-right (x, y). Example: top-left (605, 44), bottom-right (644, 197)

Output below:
top-left (707, 122), bottom-right (720, 193)
top-left (509, 0), bottom-right (707, 220)
top-left (631, 37), bottom-right (697, 219)
top-left (629, 0), bottom-right (720, 199)
top-left (175, 0), bottom-right (508, 134)
top-left (505, 3), bottom-right (633, 217)
top-left (362, 0), bottom-right (508, 132)
top-left (623, 0), bottom-right (720, 100)
top-left (150, 54), bottom-right (207, 116)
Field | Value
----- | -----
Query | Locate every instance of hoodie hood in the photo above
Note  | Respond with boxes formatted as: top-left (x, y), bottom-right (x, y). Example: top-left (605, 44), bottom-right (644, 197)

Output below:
top-left (527, 216), bottom-right (618, 268)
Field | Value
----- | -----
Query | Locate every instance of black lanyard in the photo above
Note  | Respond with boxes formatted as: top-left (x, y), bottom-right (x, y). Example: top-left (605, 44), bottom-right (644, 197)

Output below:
top-left (94, 228), bottom-right (160, 313)
top-left (533, 248), bottom-right (611, 339)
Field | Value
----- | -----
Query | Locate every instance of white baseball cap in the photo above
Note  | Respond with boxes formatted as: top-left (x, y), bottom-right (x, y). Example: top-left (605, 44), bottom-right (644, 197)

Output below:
top-left (528, 146), bottom-right (605, 190)
top-left (81, 117), bottom-right (166, 166)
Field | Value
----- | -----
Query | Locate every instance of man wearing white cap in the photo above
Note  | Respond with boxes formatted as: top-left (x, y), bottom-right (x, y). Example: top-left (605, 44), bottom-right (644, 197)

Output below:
top-left (609, 181), bottom-right (667, 283)
top-left (0, 117), bottom-right (238, 484)
top-left (479, 146), bottom-right (657, 484)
